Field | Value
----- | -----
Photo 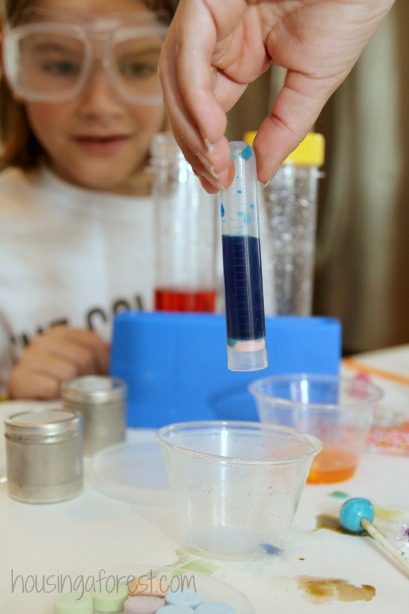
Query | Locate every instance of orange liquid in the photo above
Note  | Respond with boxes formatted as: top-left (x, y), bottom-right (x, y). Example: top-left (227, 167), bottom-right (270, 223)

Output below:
top-left (154, 288), bottom-right (216, 313)
top-left (307, 447), bottom-right (358, 484)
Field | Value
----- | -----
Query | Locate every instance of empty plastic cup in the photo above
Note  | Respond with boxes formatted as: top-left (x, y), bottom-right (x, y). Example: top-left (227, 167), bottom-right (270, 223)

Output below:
top-left (249, 374), bottom-right (383, 484)
top-left (156, 420), bottom-right (321, 560)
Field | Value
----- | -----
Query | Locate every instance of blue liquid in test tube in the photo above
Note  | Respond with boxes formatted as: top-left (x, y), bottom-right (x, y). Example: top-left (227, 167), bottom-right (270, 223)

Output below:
top-left (220, 141), bottom-right (268, 371)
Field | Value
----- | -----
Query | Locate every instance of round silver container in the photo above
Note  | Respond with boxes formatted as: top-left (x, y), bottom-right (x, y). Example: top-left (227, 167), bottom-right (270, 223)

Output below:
top-left (5, 408), bottom-right (83, 504)
top-left (61, 376), bottom-right (126, 456)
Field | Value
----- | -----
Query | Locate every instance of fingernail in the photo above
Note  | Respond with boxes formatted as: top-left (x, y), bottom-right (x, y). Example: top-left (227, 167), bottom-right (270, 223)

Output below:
top-left (204, 138), bottom-right (214, 153)
top-left (196, 153), bottom-right (219, 180)
top-left (196, 168), bottom-right (225, 192)
top-left (218, 162), bottom-right (235, 189)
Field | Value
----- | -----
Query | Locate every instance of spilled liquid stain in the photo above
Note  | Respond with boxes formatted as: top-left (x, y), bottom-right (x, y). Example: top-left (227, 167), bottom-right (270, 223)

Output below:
top-left (374, 504), bottom-right (405, 522)
top-left (260, 543), bottom-right (283, 556)
top-left (297, 576), bottom-right (376, 603)
top-left (316, 514), bottom-right (366, 535)
top-left (178, 559), bottom-right (217, 575)
top-left (149, 548), bottom-right (218, 579)
top-left (328, 490), bottom-right (350, 500)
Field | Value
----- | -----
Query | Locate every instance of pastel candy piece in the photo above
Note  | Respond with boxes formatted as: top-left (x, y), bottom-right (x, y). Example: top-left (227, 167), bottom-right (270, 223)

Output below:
top-left (165, 590), bottom-right (204, 608)
top-left (339, 497), bottom-right (375, 533)
top-left (156, 607), bottom-right (194, 613)
top-left (231, 339), bottom-right (266, 352)
top-left (124, 595), bottom-right (165, 613)
top-left (93, 583), bottom-right (128, 612)
top-left (196, 603), bottom-right (236, 614)
top-left (128, 576), bottom-right (166, 597)
top-left (54, 593), bottom-right (93, 613)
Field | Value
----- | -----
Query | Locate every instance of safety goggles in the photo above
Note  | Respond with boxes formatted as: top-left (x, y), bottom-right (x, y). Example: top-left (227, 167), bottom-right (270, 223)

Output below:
top-left (3, 14), bottom-right (168, 104)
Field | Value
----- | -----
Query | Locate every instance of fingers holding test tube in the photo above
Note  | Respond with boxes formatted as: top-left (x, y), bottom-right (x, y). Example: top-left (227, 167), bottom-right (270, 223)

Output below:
top-left (159, 0), bottom-right (395, 190)
top-left (159, 0), bottom-right (252, 191)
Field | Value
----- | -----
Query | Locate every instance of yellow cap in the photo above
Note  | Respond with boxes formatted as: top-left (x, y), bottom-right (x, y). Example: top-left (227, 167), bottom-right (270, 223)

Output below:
top-left (243, 131), bottom-right (257, 146)
top-left (243, 131), bottom-right (325, 166)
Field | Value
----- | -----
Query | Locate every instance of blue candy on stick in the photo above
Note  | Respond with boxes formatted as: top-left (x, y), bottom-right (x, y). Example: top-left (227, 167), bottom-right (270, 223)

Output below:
top-left (339, 497), bottom-right (409, 579)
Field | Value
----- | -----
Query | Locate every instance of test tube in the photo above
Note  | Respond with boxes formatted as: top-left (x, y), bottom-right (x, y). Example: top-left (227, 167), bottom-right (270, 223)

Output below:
top-left (220, 141), bottom-right (267, 371)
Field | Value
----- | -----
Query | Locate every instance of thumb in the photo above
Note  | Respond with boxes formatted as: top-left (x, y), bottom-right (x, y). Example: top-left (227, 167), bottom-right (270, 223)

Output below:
top-left (253, 70), bottom-right (337, 183)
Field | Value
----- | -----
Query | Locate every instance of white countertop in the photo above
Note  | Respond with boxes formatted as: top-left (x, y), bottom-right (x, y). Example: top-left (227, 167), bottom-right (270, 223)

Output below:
top-left (0, 421), bottom-right (408, 613)
top-left (2, 340), bottom-right (409, 613)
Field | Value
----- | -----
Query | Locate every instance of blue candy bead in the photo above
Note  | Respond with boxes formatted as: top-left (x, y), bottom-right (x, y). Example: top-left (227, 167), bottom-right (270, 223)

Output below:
top-left (165, 590), bottom-right (204, 608)
top-left (339, 497), bottom-right (374, 533)
top-left (156, 606), bottom-right (194, 613)
top-left (196, 603), bottom-right (236, 614)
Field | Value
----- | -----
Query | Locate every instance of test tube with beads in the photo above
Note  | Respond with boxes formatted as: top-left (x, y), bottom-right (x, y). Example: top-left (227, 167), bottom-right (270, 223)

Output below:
top-left (219, 141), bottom-right (268, 371)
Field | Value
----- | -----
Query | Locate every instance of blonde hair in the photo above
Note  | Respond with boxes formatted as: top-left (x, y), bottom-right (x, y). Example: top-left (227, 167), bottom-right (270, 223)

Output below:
top-left (0, 0), bottom-right (175, 170)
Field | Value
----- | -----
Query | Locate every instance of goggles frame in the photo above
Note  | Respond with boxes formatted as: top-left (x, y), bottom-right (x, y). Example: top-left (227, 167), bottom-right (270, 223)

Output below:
top-left (3, 17), bottom-right (167, 104)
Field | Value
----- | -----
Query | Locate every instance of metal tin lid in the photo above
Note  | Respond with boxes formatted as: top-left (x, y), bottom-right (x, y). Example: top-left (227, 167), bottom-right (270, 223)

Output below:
top-left (4, 408), bottom-right (82, 440)
top-left (61, 375), bottom-right (125, 405)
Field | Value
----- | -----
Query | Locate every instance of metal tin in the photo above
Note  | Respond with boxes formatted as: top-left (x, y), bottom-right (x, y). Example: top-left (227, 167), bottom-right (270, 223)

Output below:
top-left (61, 376), bottom-right (126, 456)
top-left (4, 407), bottom-right (83, 504)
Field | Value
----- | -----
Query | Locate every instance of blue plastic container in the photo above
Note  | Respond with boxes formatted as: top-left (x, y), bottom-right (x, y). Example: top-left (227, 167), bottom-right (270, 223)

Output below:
top-left (110, 312), bottom-right (341, 427)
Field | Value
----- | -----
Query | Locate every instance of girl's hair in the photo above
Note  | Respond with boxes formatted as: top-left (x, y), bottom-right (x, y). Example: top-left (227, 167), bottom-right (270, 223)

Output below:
top-left (0, 0), bottom-right (176, 170)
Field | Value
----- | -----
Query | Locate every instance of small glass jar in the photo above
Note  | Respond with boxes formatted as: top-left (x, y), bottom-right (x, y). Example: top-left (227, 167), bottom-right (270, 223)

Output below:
top-left (61, 376), bottom-right (126, 456)
top-left (244, 132), bottom-right (325, 315)
top-left (150, 132), bottom-right (218, 313)
top-left (5, 407), bottom-right (83, 504)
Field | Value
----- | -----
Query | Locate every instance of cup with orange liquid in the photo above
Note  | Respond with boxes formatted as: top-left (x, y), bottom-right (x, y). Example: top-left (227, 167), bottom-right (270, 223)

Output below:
top-left (249, 374), bottom-right (383, 484)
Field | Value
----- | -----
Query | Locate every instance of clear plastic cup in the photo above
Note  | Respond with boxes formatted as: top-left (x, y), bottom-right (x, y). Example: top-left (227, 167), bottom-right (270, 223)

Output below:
top-left (249, 374), bottom-right (383, 484)
top-left (156, 420), bottom-right (321, 560)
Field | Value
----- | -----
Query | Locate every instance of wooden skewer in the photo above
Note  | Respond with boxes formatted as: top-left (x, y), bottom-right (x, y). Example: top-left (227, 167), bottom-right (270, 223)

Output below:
top-left (360, 518), bottom-right (409, 578)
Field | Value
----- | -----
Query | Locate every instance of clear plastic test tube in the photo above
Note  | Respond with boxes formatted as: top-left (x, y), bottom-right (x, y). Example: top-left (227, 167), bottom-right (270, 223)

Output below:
top-left (219, 141), bottom-right (268, 371)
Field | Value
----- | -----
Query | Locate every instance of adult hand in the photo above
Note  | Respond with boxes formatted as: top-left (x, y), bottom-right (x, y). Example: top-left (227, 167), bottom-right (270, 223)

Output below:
top-left (8, 326), bottom-right (110, 399)
top-left (159, 0), bottom-right (395, 190)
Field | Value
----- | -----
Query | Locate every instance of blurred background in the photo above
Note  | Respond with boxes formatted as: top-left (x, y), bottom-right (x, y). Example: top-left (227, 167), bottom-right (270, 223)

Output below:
top-left (226, 0), bottom-right (409, 355)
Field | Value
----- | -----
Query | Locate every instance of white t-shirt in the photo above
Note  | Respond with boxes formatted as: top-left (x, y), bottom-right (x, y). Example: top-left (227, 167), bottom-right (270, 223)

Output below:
top-left (0, 166), bottom-right (155, 385)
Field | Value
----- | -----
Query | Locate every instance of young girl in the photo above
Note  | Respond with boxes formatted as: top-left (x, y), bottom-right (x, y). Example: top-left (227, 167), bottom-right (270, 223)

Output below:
top-left (0, 0), bottom-right (174, 399)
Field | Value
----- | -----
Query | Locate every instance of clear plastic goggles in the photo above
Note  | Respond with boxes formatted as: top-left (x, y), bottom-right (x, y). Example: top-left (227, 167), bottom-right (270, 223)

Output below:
top-left (3, 14), bottom-right (168, 104)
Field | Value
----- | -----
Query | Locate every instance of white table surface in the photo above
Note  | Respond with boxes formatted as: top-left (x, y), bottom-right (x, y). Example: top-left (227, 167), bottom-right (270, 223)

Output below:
top-left (0, 413), bottom-right (408, 613)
